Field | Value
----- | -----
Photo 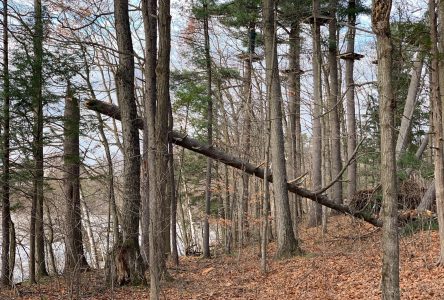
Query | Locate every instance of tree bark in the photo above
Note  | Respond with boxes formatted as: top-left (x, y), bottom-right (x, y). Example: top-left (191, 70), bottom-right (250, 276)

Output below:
top-left (114, 0), bottom-right (143, 283)
top-left (63, 83), bottom-right (89, 274)
top-left (239, 21), bottom-right (255, 246)
top-left (263, 0), bottom-right (301, 258)
top-left (309, 0), bottom-right (323, 226)
top-left (202, 0), bottom-right (213, 259)
top-left (345, 0), bottom-right (357, 202)
top-left (141, 0), bottom-right (157, 268)
top-left (261, 118), bottom-right (271, 273)
top-left (395, 54), bottom-right (423, 160)
top-left (169, 104), bottom-right (179, 266)
top-left (433, 0), bottom-right (444, 265)
top-left (288, 21), bottom-right (303, 231)
top-left (148, 0), bottom-right (171, 296)
top-left (1, 0), bottom-right (12, 286)
top-left (30, 0), bottom-right (48, 281)
top-left (372, 1), bottom-right (400, 298)
top-left (328, 0), bottom-right (342, 205)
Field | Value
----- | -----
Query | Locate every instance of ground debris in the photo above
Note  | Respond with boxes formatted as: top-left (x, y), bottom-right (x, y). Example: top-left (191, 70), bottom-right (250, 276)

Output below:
top-left (2, 216), bottom-right (444, 299)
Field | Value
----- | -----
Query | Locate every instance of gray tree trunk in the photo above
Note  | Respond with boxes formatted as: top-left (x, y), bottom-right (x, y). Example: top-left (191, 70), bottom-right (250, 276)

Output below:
top-left (81, 199), bottom-right (99, 269)
top-left (168, 103), bottom-right (179, 266)
top-left (239, 21), bottom-right (255, 246)
top-left (288, 21), bottom-right (303, 231)
top-left (372, 1), bottom-right (400, 299)
top-left (328, 0), bottom-right (342, 205)
top-left (433, 0), bottom-right (444, 265)
top-left (141, 0), bottom-right (157, 268)
top-left (263, 0), bottom-right (301, 258)
top-left (309, 0), bottom-right (323, 226)
top-left (395, 54), bottom-right (423, 160)
top-left (345, 0), bottom-right (357, 202)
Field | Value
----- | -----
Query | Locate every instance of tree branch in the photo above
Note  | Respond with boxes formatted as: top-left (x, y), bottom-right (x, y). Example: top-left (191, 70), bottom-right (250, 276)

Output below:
top-left (84, 99), bottom-right (383, 227)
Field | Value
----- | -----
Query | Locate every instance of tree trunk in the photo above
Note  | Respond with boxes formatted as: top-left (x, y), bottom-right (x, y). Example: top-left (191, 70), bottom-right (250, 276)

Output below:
top-left (372, 1), bottom-right (400, 298)
top-left (327, 0), bottom-right (342, 205)
top-left (114, 0), bottom-right (143, 284)
top-left (309, 0), bottom-right (323, 226)
top-left (81, 198), bottom-right (100, 269)
top-left (395, 54), bottom-right (423, 160)
top-left (141, 0), bottom-right (157, 269)
top-left (45, 203), bottom-right (57, 275)
top-left (288, 21), bottom-right (303, 231)
top-left (63, 83), bottom-right (89, 274)
top-left (263, 0), bottom-right (301, 258)
top-left (239, 21), bottom-right (255, 246)
top-left (148, 0), bottom-right (171, 296)
top-left (30, 0), bottom-right (48, 281)
top-left (168, 103), bottom-right (179, 266)
top-left (419, 183), bottom-right (436, 213)
top-left (434, 0), bottom-right (444, 265)
top-left (261, 118), bottom-right (271, 273)
top-left (202, 1), bottom-right (213, 259)
top-left (345, 0), bottom-right (357, 202)
top-left (1, 0), bottom-right (12, 286)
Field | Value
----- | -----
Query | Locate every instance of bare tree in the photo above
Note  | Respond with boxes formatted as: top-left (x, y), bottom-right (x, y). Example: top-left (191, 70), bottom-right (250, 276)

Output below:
top-left (1, 0), bottom-right (13, 286)
top-left (309, 0), bottom-right (323, 226)
top-left (327, 0), bottom-right (342, 205)
top-left (148, 0), bottom-right (172, 297)
top-left (63, 83), bottom-right (89, 273)
top-left (263, 0), bottom-right (301, 258)
top-left (433, 0), bottom-right (444, 266)
top-left (345, 0), bottom-right (357, 202)
top-left (114, 0), bottom-right (143, 283)
top-left (202, 0), bottom-right (213, 259)
top-left (372, 1), bottom-right (399, 298)
top-left (141, 0), bottom-right (157, 268)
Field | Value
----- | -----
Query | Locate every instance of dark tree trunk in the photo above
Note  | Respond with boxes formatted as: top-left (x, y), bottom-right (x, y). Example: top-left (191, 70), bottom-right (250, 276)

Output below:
top-left (30, 0), bottom-right (48, 281)
top-left (149, 0), bottom-right (171, 297)
top-left (202, 1), bottom-right (213, 259)
top-left (63, 83), bottom-right (89, 273)
top-left (114, 0), bottom-right (143, 284)
top-left (1, 0), bottom-right (12, 287)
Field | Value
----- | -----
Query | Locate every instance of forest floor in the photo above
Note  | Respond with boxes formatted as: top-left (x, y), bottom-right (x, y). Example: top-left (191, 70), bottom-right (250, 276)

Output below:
top-left (2, 215), bottom-right (444, 299)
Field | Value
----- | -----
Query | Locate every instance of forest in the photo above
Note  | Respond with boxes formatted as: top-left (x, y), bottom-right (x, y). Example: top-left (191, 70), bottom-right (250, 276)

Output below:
top-left (0, 0), bottom-right (442, 299)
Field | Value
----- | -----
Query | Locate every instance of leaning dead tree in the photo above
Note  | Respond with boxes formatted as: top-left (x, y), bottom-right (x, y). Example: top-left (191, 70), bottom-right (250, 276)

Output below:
top-left (85, 99), bottom-right (383, 227)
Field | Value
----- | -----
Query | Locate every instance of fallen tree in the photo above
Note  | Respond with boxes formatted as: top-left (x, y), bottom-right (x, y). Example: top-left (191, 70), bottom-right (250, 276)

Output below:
top-left (85, 99), bottom-right (382, 227)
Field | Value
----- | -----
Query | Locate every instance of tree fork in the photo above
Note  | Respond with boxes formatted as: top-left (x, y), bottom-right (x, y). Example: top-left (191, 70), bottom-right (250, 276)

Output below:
top-left (85, 99), bottom-right (382, 227)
